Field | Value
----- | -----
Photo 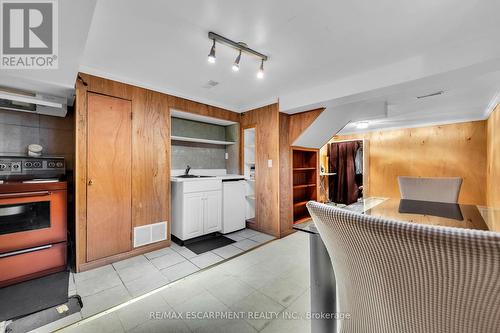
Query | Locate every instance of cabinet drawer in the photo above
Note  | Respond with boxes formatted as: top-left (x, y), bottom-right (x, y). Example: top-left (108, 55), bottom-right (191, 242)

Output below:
top-left (183, 180), bottom-right (222, 193)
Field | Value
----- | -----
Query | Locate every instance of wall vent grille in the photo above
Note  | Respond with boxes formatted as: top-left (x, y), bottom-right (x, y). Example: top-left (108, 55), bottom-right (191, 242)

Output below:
top-left (133, 221), bottom-right (168, 248)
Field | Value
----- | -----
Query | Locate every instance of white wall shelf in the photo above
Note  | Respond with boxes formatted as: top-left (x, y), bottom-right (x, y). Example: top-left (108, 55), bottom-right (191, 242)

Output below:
top-left (171, 135), bottom-right (235, 145)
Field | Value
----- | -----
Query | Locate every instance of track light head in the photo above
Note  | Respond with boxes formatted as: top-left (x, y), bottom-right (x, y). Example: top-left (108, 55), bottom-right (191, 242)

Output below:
top-left (232, 50), bottom-right (242, 72)
top-left (207, 39), bottom-right (216, 63)
top-left (257, 59), bottom-right (264, 79)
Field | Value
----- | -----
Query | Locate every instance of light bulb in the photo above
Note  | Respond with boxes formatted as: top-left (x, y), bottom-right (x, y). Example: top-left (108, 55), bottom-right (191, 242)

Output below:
top-left (257, 59), bottom-right (264, 79)
top-left (232, 50), bottom-right (241, 72)
top-left (207, 40), bottom-right (216, 63)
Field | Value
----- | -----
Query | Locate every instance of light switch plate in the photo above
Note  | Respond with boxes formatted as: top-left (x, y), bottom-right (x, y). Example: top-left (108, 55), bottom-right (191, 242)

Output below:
top-left (268, 159), bottom-right (272, 168)
top-left (225, 152), bottom-right (229, 160)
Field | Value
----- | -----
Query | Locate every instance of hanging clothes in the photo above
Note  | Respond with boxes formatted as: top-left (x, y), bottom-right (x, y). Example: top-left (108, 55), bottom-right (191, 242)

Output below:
top-left (328, 141), bottom-right (360, 205)
top-left (355, 147), bottom-right (363, 175)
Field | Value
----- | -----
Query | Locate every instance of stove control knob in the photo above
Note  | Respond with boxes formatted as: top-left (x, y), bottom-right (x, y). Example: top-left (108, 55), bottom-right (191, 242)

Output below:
top-left (0, 164), bottom-right (6, 170)
top-left (33, 161), bottom-right (41, 168)
top-left (48, 162), bottom-right (56, 168)
top-left (11, 163), bottom-right (21, 172)
top-left (56, 162), bottom-right (63, 168)
top-left (25, 162), bottom-right (33, 168)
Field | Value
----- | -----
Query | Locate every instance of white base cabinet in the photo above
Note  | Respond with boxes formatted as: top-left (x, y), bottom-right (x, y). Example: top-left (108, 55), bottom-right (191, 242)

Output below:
top-left (172, 179), bottom-right (222, 241)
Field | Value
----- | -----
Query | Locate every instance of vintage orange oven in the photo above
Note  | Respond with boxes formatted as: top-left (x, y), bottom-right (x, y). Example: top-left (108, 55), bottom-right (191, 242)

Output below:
top-left (0, 181), bottom-right (67, 287)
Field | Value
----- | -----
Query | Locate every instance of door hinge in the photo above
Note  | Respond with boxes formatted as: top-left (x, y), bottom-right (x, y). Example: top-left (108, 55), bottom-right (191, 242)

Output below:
top-left (131, 112), bottom-right (133, 120)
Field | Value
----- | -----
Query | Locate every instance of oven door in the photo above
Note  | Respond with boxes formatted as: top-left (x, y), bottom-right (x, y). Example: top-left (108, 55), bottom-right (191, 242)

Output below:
top-left (0, 189), bottom-right (67, 253)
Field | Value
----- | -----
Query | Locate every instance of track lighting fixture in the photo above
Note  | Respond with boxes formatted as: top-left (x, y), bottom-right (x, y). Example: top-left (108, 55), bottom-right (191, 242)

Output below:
top-left (207, 32), bottom-right (269, 78)
top-left (257, 59), bottom-right (264, 79)
top-left (232, 50), bottom-right (241, 72)
top-left (207, 39), bottom-right (216, 63)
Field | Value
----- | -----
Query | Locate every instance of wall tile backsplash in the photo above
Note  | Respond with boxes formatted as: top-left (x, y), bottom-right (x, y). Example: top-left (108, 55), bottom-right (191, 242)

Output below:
top-left (0, 109), bottom-right (75, 169)
top-left (172, 142), bottom-right (226, 169)
top-left (171, 117), bottom-right (239, 172)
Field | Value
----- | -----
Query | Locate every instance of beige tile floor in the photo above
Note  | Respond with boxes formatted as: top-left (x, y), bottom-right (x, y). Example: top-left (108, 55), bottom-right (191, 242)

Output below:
top-left (60, 231), bottom-right (311, 333)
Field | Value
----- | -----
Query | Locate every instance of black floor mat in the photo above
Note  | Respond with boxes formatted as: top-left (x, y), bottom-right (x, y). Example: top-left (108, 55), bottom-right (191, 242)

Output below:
top-left (6, 296), bottom-right (82, 333)
top-left (183, 235), bottom-right (235, 255)
top-left (0, 270), bottom-right (69, 321)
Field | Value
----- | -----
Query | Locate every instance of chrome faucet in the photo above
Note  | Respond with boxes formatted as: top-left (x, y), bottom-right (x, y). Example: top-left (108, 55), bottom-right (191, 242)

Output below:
top-left (184, 165), bottom-right (191, 175)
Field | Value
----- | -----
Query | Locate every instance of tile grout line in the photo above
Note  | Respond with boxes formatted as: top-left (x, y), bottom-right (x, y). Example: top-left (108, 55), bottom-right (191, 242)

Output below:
top-left (59, 236), bottom-right (278, 332)
top-left (73, 231), bottom-right (273, 315)
top-left (110, 260), bottom-right (134, 300)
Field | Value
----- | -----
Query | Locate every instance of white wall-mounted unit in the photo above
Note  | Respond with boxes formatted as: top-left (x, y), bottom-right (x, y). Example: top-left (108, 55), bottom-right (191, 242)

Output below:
top-left (0, 89), bottom-right (67, 117)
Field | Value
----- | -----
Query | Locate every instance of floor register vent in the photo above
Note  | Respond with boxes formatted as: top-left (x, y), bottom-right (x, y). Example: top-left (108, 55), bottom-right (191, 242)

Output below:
top-left (133, 221), bottom-right (168, 248)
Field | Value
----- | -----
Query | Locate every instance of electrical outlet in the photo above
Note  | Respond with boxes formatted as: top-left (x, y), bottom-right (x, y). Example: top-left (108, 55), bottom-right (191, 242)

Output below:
top-left (225, 152), bottom-right (229, 160)
top-left (268, 159), bottom-right (272, 168)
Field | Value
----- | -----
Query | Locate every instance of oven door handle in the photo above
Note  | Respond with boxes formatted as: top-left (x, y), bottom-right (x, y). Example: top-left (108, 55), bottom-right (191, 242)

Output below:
top-left (0, 191), bottom-right (51, 199)
top-left (0, 245), bottom-right (52, 258)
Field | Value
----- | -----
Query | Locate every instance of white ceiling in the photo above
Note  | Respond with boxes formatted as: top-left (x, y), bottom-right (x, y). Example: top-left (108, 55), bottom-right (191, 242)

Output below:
top-left (293, 64), bottom-right (500, 147)
top-left (2, 0), bottom-right (500, 139)
top-left (80, 0), bottom-right (500, 111)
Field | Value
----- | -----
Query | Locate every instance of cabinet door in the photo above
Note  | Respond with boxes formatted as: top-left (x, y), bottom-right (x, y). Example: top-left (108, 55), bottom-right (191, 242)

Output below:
top-left (204, 191), bottom-right (222, 233)
top-left (183, 192), bottom-right (204, 239)
top-left (87, 93), bottom-right (132, 261)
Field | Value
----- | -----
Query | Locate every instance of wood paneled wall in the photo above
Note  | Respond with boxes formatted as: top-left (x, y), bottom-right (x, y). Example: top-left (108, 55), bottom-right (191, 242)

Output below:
top-left (132, 88), bottom-right (170, 228)
top-left (487, 105), bottom-right (500, 208)
top-left (279, 113), bottom-right (292, 237)
top-left (323, 121), bottom-right (487, 205)
top-left (279, 109), bottom-right (323, 237)
top-left (75, 73), bottom-right (239, 271)
top-left (75, 73), bottom-right (172, 271)
top-left (240, 104), bottom-right (280, 237)
top-left (288, 108), bottom-right (324, 144)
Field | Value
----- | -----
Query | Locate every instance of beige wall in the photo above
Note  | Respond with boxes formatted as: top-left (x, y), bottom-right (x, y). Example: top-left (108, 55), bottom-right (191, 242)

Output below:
top-left (322, 121), bottom-right (487, 205)
top-left (487, 105), bottom-right (500, 208)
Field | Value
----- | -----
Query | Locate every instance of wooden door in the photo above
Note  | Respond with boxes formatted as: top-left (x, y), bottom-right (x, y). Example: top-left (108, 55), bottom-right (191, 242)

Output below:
top-left (87, 93), bottom-right (132, 261)
top-left (183, 192), bottom-right (204, 239)
top-left (204, 191), bottom-right (222, 233)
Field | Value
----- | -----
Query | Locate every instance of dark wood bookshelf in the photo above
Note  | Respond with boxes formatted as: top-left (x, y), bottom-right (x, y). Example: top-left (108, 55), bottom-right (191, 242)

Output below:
top-left (292, 148), bottom-right (319, 224)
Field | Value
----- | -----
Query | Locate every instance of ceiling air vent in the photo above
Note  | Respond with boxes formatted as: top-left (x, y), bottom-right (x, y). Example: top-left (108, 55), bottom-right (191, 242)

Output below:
top-left (202, 80), bottom-right (219, 89)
